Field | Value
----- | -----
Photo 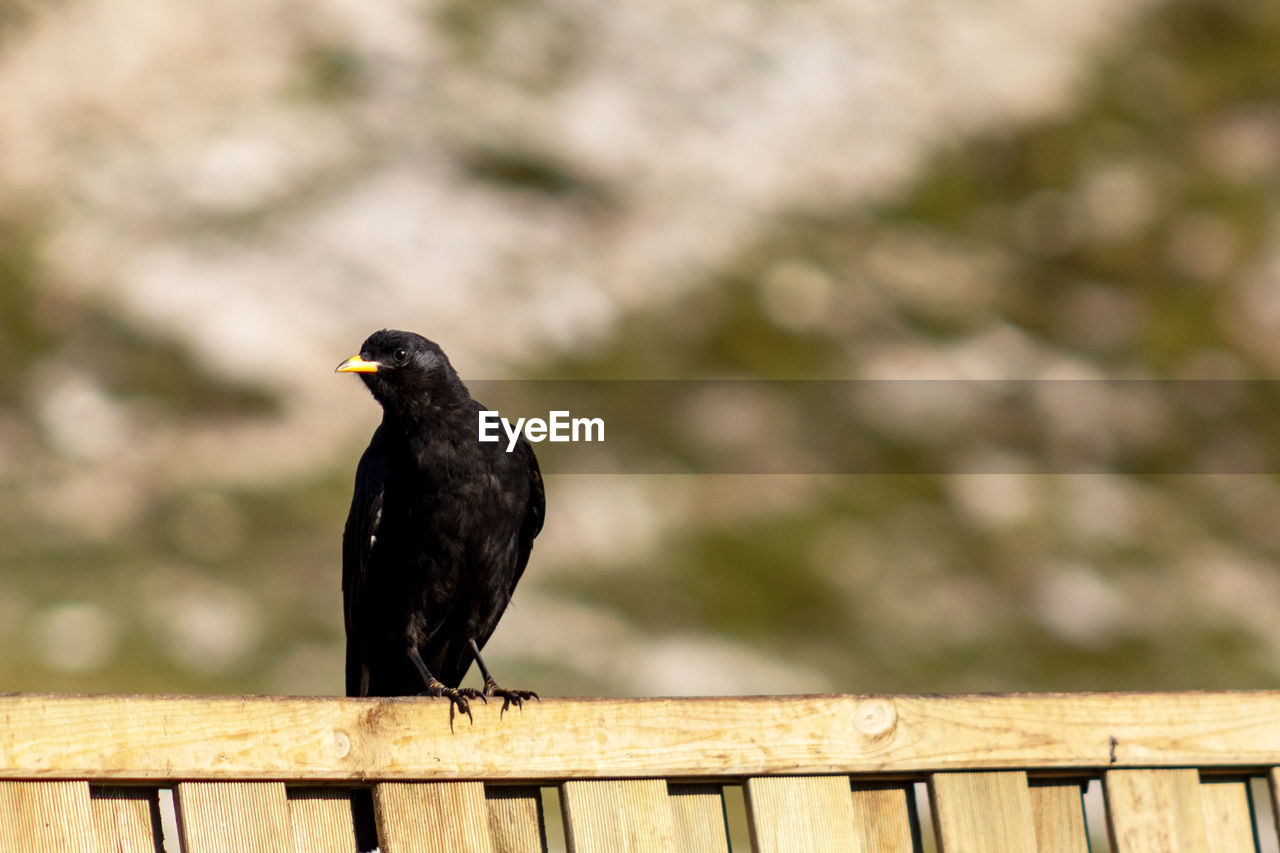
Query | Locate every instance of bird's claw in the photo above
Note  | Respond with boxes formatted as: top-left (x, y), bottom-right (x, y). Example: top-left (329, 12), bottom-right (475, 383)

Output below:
top-left (419, 683), bottom-right (476, 729)
top-left (485, 685), bottom-right (539, 716)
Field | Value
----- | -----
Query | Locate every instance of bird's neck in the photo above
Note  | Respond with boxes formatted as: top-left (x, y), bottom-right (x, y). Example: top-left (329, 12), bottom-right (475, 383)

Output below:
top-left (380, 372), bottom-right (470, 420)
top-left (381, 394), bottom-right (470, 431)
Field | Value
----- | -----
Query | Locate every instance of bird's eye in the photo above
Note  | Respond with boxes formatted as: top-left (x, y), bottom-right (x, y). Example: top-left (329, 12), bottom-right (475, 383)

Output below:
top-left (394, 349), bottom-right (409, 363)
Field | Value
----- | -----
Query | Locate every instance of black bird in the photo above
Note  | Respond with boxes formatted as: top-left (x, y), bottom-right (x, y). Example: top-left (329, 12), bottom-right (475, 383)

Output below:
top-left (336, 329), bottom-right (544, 719)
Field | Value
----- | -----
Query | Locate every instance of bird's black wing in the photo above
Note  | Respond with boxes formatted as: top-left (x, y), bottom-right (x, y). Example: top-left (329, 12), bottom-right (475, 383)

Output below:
top-left (342, 426), bottom-right (388, 697)
top-left (511, 434), bottom-right (545, 592)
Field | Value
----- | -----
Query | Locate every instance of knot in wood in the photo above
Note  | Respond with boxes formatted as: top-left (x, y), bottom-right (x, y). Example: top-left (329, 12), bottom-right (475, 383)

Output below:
top-left (331, 730), bottom-right (352, 759)
top-left (852, 698), bottom-right (897, 740)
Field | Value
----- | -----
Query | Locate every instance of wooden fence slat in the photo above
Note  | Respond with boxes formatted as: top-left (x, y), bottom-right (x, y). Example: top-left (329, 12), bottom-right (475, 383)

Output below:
top-left (1028, 782), bottom-right (1089, 853)
top-left (90, 786), bottom-right (161, 853)
top-left (7, 692), bottom-right (1280, 781)
top-left (373, 781), bottom-right (494, 853)
top-left (6, 693), bottom-right (1280, 852)
top-left (485, 785), bottom-right (546, 853)
top-left (560, 779), bottom-right (678, 852)
top-left (744, 775), bottom-right (863, 853)
top-left (0, 780), bottom-right (99, 853)
top-left (848, 783), bottom-right (917, 853)
top-left (175, 781), bottom-right (294, 853)
top-left (669, 783), bottom-right (729, 852)
top-left (1270, 768), bottom-right (1280, 848)
top-left (1104, 769), bottom-right (1210, 852)
top-left (1199, 779), bottom-right (1256, 853)
top-left (286, 788), bottom-right (357, 853)
top-left (929, 771), bottom-right (1038, 853)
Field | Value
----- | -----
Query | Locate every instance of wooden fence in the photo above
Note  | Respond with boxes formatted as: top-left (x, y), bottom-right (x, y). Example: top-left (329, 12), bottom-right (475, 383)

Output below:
top-left (1, 691), bottom-right (1279, 851)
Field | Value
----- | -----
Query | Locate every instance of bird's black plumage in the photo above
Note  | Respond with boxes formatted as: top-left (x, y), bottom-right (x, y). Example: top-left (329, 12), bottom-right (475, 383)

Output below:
top-left (337, 329), bottom-right (544, 711)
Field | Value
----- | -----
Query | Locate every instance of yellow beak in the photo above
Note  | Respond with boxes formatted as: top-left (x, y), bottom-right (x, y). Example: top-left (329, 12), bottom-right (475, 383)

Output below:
top-left (335, 354), bottom-right (380, 374)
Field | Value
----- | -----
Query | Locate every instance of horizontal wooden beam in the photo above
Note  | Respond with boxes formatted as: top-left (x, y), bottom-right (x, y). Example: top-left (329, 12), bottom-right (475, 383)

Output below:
top-left (0, 692), bottom-right (1278, 782)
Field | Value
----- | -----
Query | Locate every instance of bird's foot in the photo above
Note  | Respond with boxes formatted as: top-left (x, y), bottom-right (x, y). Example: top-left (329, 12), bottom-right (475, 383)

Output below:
top-left (483, 677), bottom-right (539, 715)
top-left (420, 680), bottom-right (483, 728)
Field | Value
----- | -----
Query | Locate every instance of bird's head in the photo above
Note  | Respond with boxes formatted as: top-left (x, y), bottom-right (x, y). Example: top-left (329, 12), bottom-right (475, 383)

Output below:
top-left (336, 329), bottom-right (467, 416)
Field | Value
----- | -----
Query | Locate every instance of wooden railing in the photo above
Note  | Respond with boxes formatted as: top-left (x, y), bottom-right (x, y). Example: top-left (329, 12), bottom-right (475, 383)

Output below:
top-left (1, 691), bottom-right (1279, 851)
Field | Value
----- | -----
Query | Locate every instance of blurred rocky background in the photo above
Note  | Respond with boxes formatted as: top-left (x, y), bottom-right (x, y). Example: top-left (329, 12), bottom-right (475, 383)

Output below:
top-left (2, 0), bottom-right (1279, 699)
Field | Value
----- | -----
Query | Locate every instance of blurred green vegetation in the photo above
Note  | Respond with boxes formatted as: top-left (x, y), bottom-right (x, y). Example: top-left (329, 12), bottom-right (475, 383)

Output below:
top-left (532, 0), bottom-right (1280, 693)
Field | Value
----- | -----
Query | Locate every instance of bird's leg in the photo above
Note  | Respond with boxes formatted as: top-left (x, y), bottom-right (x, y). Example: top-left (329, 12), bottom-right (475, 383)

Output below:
top-left (468, 638), bottom-right (539, 715)
top-left (408, 647), bottom-right (480, 727)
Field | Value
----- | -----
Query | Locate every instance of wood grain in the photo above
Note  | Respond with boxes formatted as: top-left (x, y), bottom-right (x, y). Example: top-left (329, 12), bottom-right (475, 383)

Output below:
top-left (0, 692), bottom-right (1279, 781)
top-left (1198, 778), bottom-right (1256, 853)
top-left (0, 779), bottom-right (99, 853)
top-left (484, 785), bottom-right (546, 853)
top-left (373, 781), bottom-right (494, 853)
top-left (560, 779), bottom-right (678, 852)
top-left (929, 771), bottom-right (1038, 853)
top-left (90, 786), bottom-right (162, 853)
top-left (1028, 782), bottom-right (1089, 853)
top-left (669, 784), bottom-right (730, 852)
top-left (1104, 769), bottom-right (1210, 852)
top-left (286, 788), bottom-right (357, 853)
top-left (745, 775), bottom-right (862, 852)
top-left (1270, 768), bottom-right (1280, 849)
top-left (848, 784), bottom-right (917, 853)
top-left (175, 781), bottom-right (293, 853)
